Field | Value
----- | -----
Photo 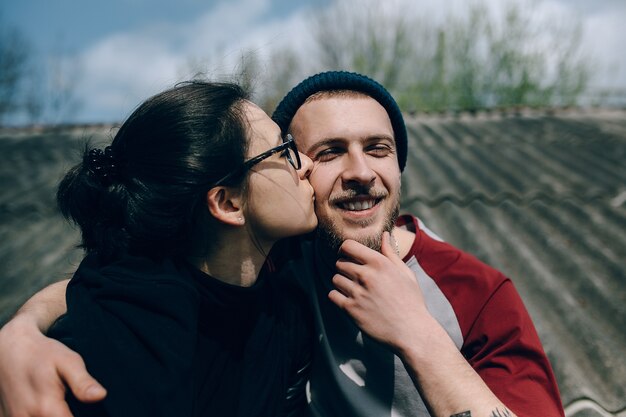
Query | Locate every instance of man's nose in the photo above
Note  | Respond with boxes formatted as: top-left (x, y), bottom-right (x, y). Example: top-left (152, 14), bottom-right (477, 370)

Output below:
top-left (341, 151), bottom-right (376, 186)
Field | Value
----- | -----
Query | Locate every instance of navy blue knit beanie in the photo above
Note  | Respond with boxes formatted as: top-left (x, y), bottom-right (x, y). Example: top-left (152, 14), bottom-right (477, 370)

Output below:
top-left (272, 71), bottom-right (407, 172)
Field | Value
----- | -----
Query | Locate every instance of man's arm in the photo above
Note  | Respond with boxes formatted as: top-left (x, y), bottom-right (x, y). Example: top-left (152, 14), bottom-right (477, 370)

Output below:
top-left (0, 280), bottom-right (106, 417)
top-left (328, 232), bottom-right (517, 417)
top-left (11, 279), bottom-right (69, 332)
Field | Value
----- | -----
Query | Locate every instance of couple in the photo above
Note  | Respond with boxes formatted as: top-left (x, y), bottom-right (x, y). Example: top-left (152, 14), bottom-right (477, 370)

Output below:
top-left (0, 72), bottom-right (565, 417)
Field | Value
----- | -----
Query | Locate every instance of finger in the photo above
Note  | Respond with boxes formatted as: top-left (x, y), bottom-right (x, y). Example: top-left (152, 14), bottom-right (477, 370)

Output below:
top-left (328, 289), bottom-right (349, 309)
top-left (380, 231), bottom-right (395, 258)
top-left (338, 239), bottom-right (383, 265)
top-left (380, 231), bottom-right (404, 266)
top-left (335, 258), bottom-right (366, 281)
top-left (332, 274), bottom-right (358, 297)
top-left (56, 353), bottom-right (107, 403)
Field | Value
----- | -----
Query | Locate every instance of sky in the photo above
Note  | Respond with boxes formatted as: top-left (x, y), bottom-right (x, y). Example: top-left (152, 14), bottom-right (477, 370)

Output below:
top-left (3, 0), bottom-right (625, 125)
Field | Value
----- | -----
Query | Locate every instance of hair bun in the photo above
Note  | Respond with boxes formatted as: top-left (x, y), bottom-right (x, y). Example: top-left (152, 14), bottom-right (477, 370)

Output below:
top-left (86, 146), bottom-right (119, 186)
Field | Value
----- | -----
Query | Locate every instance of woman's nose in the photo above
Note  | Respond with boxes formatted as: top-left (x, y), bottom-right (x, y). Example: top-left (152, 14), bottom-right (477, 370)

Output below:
top-left (297, 152), bottom-right (314, 179)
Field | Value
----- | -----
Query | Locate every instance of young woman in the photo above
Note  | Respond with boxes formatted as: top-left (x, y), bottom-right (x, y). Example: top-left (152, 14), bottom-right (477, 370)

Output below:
top-left (33, 81), bottom-right (317, 417)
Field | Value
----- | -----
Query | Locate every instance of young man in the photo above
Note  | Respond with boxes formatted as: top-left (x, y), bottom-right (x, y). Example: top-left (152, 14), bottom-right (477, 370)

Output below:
top-left (0, 72), bottom-right (564, 417)
top-left (271, 71), bottom-right (564, 417)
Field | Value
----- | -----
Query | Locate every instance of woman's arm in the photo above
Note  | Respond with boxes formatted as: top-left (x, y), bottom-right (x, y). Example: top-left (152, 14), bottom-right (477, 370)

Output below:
top-left (0, 280), bottom-right (106, 417)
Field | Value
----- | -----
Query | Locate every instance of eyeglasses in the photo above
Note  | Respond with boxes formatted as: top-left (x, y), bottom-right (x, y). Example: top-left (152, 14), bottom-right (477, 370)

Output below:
top-left (214, 134), bottom-right (302, 186)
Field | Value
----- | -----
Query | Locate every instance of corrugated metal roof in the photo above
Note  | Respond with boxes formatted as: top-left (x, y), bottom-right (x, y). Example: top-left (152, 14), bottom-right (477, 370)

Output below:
top-left (1, 110), bottom-right (625, 416)
top-left (0, 126), bottom-right (111, 319)
top-left (402, 110), bottom-right (626, 417)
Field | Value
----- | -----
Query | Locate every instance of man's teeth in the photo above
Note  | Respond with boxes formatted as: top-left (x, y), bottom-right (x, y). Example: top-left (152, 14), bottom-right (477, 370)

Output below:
top-left (341, 200), bottom-right (376, 211)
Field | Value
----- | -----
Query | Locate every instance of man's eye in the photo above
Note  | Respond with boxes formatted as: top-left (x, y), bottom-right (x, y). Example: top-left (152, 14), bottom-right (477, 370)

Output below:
top-left (315, 148), bottom-right (343, 161)
top-left (367, 145), bottom-right (392, 157)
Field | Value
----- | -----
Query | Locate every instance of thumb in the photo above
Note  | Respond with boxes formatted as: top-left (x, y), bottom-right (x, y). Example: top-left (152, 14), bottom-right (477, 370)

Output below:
top-left (380, 231), bottom-right (402, 264)
top-left (57, 355), bottom-right (107, 403)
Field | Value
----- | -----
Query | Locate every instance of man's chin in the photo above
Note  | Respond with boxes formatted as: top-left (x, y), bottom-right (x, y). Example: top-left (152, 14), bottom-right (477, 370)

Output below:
top-left (317, 220), bottom-right (386, 252)
top-left (316, 203), bottom-right (399, 253)
top-left (351, 233), bottom-right (385, 252)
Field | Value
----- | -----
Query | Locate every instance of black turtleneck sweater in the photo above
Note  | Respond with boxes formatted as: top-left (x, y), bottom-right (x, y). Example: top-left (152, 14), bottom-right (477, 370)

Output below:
top-left (48, 252), bottom-right (312, 417)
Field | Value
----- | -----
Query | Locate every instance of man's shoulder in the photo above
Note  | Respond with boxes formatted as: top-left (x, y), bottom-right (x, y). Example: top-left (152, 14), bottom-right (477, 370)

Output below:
top-left (267, 234), bottom-right (319, 292)
top-left (396, 213), bottom-right (443, 242)
top-left (399, 213), bottom-right (508, 290)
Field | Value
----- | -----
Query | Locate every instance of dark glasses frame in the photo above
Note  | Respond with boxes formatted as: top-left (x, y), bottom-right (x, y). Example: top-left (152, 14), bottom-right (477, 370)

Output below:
top-left (214, 134), bottom-right (301, 186)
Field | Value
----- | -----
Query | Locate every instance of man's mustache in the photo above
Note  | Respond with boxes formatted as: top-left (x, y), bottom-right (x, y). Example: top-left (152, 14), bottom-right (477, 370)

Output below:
top-left (329, 186), bottom-right (388, 204)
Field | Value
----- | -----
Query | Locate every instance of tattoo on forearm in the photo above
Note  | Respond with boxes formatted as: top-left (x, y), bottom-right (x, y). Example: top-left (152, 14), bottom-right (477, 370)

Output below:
top-left (490, 408), bottom-right (512, 417)
top-left (450, 408), bottom-right (511, 417)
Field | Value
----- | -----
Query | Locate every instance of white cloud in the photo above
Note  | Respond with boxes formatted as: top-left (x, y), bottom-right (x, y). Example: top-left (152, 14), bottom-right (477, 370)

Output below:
top-left (73, 0), bottom-right (313, 122)
top-left (79, 32), bottom-right (181, 111)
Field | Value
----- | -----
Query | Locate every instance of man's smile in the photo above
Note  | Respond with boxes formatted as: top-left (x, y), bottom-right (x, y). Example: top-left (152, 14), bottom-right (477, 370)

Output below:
top-left (336, 197), bottom-right (382, 212)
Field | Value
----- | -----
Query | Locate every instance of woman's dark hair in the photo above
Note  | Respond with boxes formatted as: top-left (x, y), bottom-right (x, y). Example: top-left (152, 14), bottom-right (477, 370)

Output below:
top-left (57, 81), bottom-right (250, 261)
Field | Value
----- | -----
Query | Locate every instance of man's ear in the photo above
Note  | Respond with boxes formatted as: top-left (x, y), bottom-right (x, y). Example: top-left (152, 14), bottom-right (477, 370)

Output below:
top-left (206, 187), bottom-right (245, 226)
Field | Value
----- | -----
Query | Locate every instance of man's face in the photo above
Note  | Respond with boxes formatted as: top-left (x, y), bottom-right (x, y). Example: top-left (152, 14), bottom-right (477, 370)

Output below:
top-left (289, 95), bottom-right (401, 251)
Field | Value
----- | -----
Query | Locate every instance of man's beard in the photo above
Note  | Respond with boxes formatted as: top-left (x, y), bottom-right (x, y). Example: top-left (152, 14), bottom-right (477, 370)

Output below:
top-left (316, 195), bottom-right (400, 253)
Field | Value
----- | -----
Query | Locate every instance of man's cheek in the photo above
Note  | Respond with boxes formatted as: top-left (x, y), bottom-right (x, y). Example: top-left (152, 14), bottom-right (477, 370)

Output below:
top-left (313, 200), bottom-right (325, 215)
top-left (308, 175), bottom-right (332, 203)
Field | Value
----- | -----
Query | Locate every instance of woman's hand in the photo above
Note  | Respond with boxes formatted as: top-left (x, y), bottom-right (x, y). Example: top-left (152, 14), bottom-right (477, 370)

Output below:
top-left (328, 231), bottom-right (431, 353)
top-left (0, 315), bottom-right (106, 417)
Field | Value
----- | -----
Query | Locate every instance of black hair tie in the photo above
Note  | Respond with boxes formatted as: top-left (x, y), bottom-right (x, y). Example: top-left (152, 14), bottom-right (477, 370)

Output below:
top-left (86, 146), bottom-right (119, 186)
